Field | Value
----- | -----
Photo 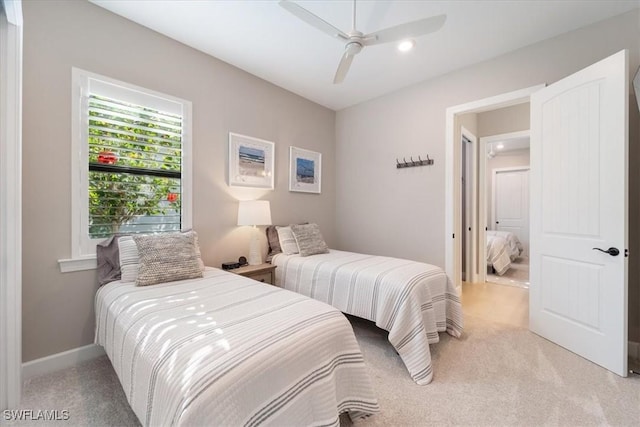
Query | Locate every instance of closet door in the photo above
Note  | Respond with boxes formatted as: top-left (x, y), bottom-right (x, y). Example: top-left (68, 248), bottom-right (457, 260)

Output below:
top-left (492, 167), bottom-right (529, 256)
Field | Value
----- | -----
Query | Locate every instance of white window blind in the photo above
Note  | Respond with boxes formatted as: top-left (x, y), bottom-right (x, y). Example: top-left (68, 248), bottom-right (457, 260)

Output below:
top-left (87, 94), bottom-right (183, 238)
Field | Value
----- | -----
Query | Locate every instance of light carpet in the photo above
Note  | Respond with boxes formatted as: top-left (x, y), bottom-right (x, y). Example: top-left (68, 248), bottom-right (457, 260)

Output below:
top-left (344, 314), bottom-right (640, 426)
top-left (488, 257), bottom-right (530, 288)
top-left (5, 313), bottom-right (640, 426)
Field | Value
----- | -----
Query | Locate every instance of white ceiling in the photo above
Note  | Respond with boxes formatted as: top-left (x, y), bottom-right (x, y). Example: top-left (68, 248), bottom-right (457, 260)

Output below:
top-left (487, 136), bottom-right (530, 154)
top-left (90, 0), bottom-right (639, 111)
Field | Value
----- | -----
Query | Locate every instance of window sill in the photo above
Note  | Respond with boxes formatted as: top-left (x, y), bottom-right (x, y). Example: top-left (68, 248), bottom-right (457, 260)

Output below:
top-left (58, 256), bottom-right (97, 273)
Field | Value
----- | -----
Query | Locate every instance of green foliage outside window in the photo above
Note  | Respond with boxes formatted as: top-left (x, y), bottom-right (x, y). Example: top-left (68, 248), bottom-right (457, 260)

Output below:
top-left (88, 96), bottom-right (182, 238)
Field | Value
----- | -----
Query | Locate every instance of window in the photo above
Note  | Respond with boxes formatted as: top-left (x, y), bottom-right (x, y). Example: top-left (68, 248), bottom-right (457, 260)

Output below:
top-left (63, 69), bottom-right (192, 271)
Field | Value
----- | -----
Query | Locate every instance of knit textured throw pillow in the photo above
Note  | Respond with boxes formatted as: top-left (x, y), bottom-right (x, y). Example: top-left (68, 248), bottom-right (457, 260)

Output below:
top-left (290, 223), bottom-right (329, 257)
top-left (133, 233), bottom-right (203, 286)
top-left (118, 231), bottom-right (205, 283)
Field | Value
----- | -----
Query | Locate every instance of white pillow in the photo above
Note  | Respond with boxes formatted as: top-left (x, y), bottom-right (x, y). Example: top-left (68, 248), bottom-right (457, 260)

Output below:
top-left (117, 231), bottom-right (205, 283)
top-left (276, 226), bottom-right (299, 255)
top-left (118, 236), bottom-right (140, 283)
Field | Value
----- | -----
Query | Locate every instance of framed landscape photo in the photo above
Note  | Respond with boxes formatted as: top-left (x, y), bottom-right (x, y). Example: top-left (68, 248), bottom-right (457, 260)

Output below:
top-left (289, 147), bottom-right (321, 194)
top-left (228, 132), bottom-right (275, 189)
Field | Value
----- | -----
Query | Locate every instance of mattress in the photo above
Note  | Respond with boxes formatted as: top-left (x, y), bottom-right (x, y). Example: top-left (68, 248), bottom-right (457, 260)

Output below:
top-left (272, 250), bottom-right (463, 385)
top-left (95, 268), bottom-right (379, 426)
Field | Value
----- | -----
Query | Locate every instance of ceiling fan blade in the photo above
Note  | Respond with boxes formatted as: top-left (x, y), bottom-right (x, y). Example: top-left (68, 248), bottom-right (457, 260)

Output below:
top-left (279, 0), bottom-right (349, 41)
top-left (364, 14), bottom-right (446, 46)
top-left (333, 51), bottom-right (355, 84)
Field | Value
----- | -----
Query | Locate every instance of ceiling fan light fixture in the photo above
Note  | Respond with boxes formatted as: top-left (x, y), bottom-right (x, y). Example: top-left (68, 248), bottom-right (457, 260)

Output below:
top-left (397, 39), bottom-right (415, 52)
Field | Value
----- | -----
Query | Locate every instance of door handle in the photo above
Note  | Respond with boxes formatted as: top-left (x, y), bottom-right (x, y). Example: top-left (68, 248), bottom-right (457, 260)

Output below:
top-left (592, 247), bottom-right (620, 256)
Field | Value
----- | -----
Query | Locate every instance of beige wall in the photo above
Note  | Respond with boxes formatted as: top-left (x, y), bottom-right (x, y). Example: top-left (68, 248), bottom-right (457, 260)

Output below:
top-left (477, 103), bottom-right (530, 138)
top-left (22, 1), bottom-right (336, 362)
top-left (335, 11), bottom-right (639, 339)
top-left (458, 113), bottom-right (478, 137)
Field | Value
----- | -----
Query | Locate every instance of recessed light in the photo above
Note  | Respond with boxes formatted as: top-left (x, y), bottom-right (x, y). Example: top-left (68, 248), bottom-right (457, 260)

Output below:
top-left (397, 39), bottom-right (415, 52)
top-left (496, 143), bottom-right (504, 150)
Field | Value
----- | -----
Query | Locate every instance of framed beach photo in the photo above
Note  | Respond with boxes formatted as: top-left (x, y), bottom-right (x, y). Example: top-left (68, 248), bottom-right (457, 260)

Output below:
top-left (289, 147), bottom-right (321, 194)
top-left (228, 132), bottom-right (275, 189)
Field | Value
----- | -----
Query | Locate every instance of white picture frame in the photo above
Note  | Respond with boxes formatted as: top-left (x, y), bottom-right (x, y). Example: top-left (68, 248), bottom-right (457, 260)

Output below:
top-left (228, 132), bottom-right (275, 189)
top-left (289, 147), bottom-right (321, 194)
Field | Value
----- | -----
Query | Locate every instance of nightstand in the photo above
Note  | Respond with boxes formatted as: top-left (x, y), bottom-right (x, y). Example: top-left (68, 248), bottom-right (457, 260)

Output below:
top-left (231, 263), bottom-right (277, 285)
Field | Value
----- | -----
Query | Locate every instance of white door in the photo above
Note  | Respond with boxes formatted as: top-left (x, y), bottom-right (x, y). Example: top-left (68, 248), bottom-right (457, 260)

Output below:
top-left (492, 168), bottom-right (530, 256)
top-left (530, 50), bottom-right (628, 376)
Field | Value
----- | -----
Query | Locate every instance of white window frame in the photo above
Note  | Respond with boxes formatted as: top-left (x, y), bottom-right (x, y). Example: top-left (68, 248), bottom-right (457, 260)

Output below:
top-left (58, 68), bottom-right (192, 273)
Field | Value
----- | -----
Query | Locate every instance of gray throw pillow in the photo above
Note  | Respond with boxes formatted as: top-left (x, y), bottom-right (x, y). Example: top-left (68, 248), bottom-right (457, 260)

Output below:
top-left (96, 235), bottom-right (127, 286)
top-left (290, 223), bottom-right (329, 257)
top-left (133, 233), bottom-right (203, 286)
top-left (266, 225), bottom-right (282, 254)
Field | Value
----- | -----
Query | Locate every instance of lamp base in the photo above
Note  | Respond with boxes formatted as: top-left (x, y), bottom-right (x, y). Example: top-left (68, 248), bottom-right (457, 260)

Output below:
top-left (248, 226), bottom-right (262, 265)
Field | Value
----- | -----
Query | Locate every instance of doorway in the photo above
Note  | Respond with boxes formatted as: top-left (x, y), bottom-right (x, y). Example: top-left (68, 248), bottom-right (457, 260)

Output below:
top-left (481, 132), bottom-right (530, 289)
top-left (445, 85), bottom-right (543, 293)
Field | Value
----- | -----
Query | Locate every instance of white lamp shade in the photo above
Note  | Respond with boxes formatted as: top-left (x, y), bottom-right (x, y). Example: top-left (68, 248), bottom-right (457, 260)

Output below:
top-left (237, 200), bottom-right (272, 226)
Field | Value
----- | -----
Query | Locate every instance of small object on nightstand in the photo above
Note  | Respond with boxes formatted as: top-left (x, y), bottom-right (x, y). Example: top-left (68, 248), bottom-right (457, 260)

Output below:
top-left (238, 256), bottom-right (247, 266)
top-left (221, 262), bottom-right (240, 270)
top-left (231, 263), bottom-right (277, 285)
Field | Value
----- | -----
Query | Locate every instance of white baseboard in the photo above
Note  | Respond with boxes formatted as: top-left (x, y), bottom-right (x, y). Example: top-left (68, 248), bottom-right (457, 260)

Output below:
top-left (629, 341), bottom-right (640, 362)
top-left (22, 344), bottom-right (105, 380)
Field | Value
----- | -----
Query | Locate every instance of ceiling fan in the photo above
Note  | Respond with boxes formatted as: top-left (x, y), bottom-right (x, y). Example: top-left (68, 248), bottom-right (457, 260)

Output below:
top-left (279, 0), bottom-right (446, 84)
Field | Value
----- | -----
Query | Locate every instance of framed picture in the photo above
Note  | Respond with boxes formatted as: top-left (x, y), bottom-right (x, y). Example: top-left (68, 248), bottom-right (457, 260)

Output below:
top-left (228, 132), bottom-right (275, 189)
top-left (289, 147), bottom-right (321, 194)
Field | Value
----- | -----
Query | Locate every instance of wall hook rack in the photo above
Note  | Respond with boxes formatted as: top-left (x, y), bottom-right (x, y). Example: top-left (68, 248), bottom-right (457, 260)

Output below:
top-left (396, 155), bottom-right (434, 169)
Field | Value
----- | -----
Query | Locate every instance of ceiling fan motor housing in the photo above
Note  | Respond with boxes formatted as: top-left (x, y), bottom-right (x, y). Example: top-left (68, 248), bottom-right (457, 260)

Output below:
top-left (345, 41), bottom-right (363, 55)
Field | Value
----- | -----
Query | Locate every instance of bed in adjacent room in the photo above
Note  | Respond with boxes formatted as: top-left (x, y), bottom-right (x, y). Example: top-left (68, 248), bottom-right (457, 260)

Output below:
top-left (95, 232), bottom-right (379, 426)
top-left (487, 230), bottom-right (523, 261)
top-left (267, 224), bottom-right (463, 386)
top-left (486, 230), bottom-right (524, 275)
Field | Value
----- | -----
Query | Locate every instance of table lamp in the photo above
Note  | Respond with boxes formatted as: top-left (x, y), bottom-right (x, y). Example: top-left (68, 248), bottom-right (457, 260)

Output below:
top-left (237, 200), bottom-right (272, 265)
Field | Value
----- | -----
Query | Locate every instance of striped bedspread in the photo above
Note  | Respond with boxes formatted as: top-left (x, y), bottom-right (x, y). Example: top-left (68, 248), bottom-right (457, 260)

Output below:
top-left (272, 250), bottom-right (463, 385)
top-left (95, 268), bottom-right (379, 426)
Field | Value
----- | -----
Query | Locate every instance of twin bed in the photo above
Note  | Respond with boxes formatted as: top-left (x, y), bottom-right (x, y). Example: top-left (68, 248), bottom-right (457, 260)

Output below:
top-left (272, 250), bottom-right (463, 385)
top-left (96, 268), bottom-right (379, 426)
top-left (95, 226), bottom-right (463, 425)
